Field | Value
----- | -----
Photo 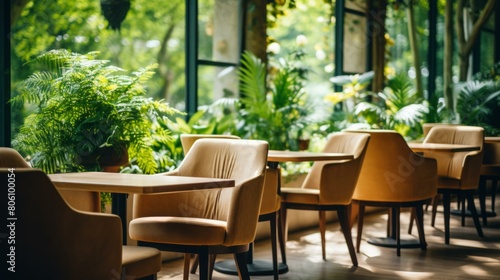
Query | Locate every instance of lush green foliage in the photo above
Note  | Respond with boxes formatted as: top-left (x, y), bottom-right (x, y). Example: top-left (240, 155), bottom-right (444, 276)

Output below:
top-left (12, 50), bottom-right (180, 174)
top-left (237, 51), bottom-right (312, 150)
top-left (10, 0), bottom-right (187, 135)
top-left (456, 81), bottom-right (500, 136)
top-left (354, 73), bottom-right (428, 138)
top-left (324, 71), bottom-right (428, 139)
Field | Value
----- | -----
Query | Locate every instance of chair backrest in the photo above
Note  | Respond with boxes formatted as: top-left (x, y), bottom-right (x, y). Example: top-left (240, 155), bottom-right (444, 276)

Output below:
top-left (134, 139), bottom-right (268, 246)
top-left (180, 134), bottom-right (241, 155)
top-left (345, 130), bottom-right (437, 203)
top-left (0, 147), bottom-right (100, 212)
top-left (179, 134), bottom-right (278, 215)
top-left (0, 147), bottom-right (31, 167)
top-left (424, 125), bottom-right (484, 188)
top-left (422, 123), bottom-right (460, 138)
top-left (301, 132), bottom-right (370, 205)
top-left (0, 168), bottom-right (122, 279)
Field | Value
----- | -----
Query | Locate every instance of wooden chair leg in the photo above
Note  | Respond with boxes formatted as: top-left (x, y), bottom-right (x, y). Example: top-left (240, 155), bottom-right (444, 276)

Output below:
top-left (190, 254), bottom-right (198, 274)
top-left (279, 205), bottom-right (288, 265)
top-left (234, 252), bottom-right (250, 280)
top-left (209, 254), bottom-right (216, 280)
top-left (466, 192), bottom-right (484, 238)
top-left (349, 201), bottom-right (359, 228)
top-left (425, 196), bottom-right (433, 211)
top-left (442, 192), bottom-right (451, 245)
top-left (479, 177), bottom-right (488, 226)
top-left (278, 208), bottom-right (287, 265)
top-left (408, 207), bottom-right (416, 234)
top-left (386, 208), bottom-right (391, 237)
top-left (356, 204), bottom-right (365, 253)
top-left (270, 212), bottom-right (279, 280)
top-left (338, 207), bottom-right (358, 266)
top-left (319, 210), bottom-right (327, 260)
top-left (492, 179), bottom-right (498, 213)
top-left (183, 254), bottom-right (191, 280)
top-left (431, 194), bottom-right (439, 227)
top-left (414, 205), bottom-right (427, 251)
top-left (395, 207), bottom-right (401, 257)
top-left (199, 253), bottom-right (209, 280)
top-left (461, 195), bottom-right (466, 227)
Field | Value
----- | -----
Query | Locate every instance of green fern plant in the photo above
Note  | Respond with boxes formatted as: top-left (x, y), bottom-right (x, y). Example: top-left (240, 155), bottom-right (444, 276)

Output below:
top-left (11, 49), bottom-right (180, 174)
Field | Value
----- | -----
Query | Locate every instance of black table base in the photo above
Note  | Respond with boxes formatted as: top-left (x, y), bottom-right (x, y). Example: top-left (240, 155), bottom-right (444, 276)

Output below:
top-left (213, 259), bottom-right (288, 276)
top-left (367, 237), bottom-right (422, 248)
top-left (450, 209), bottom-right (497, 218)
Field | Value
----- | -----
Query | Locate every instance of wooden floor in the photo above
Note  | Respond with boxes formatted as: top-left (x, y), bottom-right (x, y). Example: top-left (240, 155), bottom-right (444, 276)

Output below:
top-left (156, 196), bottom-right (500, 279)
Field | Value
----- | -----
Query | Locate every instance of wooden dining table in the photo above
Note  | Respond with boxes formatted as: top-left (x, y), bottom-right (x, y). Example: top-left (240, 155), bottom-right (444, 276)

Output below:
top-left (49, 172), bottom-right (235, 244)
top-left (214, 150), bottom-right (354, 277)
top-left (485, 136), bottom-right (500, 143)
top-left (407, 142), bottom-right (481, 153)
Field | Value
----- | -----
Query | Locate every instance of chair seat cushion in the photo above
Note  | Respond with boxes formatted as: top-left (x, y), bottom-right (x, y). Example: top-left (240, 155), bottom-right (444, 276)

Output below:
top-left (122, 245), bottom-right (161, 278)
top-left (129, 216), bottom-right (227, 245)
top-left (281, 187), bottom-right (320, 205)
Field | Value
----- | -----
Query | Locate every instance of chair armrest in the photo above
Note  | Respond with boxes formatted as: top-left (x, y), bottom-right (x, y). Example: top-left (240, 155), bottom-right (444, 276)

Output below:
top-left (460, 151), bottom-right (484, 189)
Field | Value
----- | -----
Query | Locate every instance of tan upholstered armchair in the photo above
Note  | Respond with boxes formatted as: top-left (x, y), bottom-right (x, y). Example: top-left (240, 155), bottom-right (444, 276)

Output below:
top-left (129, 139), bottom-right (269, 280)
top-left (179, 134), bottom-right (283, 280)
top-left (0, 147), bottom-right (100, 212)
top-left (345, 130), bottom-right (437, 256)
top-left (479, 140), bottom-right (500, 225)
top-left (0, 148), bottom-right (161, 279)
top-left (1, 168), bottom-right (161, 280)
top-left (423, 125), bottom-right (485, 244)
top-left (280, 132), bottom-right (370, 266)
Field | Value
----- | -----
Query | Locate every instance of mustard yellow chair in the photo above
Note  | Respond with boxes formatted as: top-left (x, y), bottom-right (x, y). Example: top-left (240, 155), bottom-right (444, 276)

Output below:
top-left (345, 130), bottom-right (437, 256)
top-left (478, 140), bottom-right (500, 225)
top-left (180, 134), bottom-right (242, 279)
top-left (1, 167), bottom-right (161, 280)
top-left (280, 132), bottom-right (370, 266)
top-left (129, 139), bottom-right (269, 280)
top-left (0, 148), bottom-right (162, 279)
top-left (422, 125), bottom-right (485, 244)
top-left (179, 135), bottom-right (283, 280)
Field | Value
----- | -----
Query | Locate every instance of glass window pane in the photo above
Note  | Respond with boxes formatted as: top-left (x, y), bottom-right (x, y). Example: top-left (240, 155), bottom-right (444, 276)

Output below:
top-left (345, 0), bottom-right (366, 13)
top-left (198, 0), bottom-right (241, 64)
top-left (343, 12), bottom-right (367, 73)
top-left (197, 65), bottom-right (239, 107)
top-left (480, 32), bottom-right (495, 70)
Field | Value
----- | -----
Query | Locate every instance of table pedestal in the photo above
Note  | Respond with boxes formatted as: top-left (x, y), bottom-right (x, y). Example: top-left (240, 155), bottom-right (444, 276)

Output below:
top-left (111, 193), bottom-right (128, 245)
top-left (213, 260), bottom-right (288, 276)
top-left (367, 207), bottom-right (422, 249)
top-left (213, 243), bottom-right (288, 276)
top-left (367, 237), bottom-right (421, 248)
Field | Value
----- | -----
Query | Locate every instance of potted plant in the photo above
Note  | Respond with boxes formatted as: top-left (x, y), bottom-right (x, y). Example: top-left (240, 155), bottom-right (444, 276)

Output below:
top-left (11, 49), bottom-right (180, 174)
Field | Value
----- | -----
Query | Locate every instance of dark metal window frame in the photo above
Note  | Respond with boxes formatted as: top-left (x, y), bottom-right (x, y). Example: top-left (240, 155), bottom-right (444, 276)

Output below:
top-left (1, 0), bottom-right (11, 147)
top-left (185, 0), bottom-right (244, 120)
